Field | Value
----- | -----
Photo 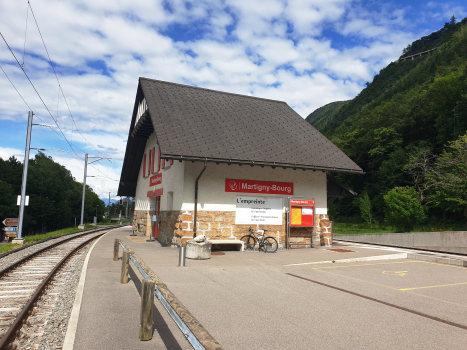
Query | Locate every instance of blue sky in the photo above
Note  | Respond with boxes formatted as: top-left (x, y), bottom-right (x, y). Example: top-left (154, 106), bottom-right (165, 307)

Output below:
top-left (0, 0), bottom-right (466, 199)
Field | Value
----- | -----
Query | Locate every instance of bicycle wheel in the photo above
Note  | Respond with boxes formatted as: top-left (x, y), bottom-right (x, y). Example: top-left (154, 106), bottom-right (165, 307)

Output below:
top-left (240, 235), bottom-right (256, 251)
top-left (262, 237), bottom-right (278, 253)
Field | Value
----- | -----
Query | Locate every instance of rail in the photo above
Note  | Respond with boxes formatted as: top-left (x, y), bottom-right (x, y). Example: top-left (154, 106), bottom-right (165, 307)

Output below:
top-left (0, 227), bottom-right (112, 348)
top-left (114, 239), bottom-right (223, 350)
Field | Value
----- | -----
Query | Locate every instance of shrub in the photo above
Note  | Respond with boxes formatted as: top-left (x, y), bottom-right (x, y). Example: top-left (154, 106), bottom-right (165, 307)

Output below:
top-left (384, 187), bottom-right (426, 232)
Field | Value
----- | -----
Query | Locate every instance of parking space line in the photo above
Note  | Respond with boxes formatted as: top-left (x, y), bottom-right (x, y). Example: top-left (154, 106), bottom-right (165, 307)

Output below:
top-left (400, 282), bottom-right (467, 291)
top-left (311, 266), bottom-right (467, 308)
top-left (286, 273), bottom-right (467, 331)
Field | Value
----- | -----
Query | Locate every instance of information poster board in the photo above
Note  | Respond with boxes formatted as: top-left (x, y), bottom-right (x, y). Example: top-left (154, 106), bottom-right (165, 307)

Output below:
top-left (235, 196), bottom-right (283, 225)
top-left (289, 199), bottom-right (315, 227)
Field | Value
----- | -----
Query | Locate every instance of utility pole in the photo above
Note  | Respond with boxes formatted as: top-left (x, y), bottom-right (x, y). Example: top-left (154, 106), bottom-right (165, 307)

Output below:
top-left (125, 197), bottom-right (129, 218)
top-left (79, 153), bottom-right (88, 228)
top-left (16, 111), bottom-right (33, 244)
top-left (79, 154), bottom-right (111, 229)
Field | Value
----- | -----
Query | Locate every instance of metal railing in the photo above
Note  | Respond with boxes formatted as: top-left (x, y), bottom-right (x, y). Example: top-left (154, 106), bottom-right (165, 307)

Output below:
top-left (114, 239), bottom-right (223, 350)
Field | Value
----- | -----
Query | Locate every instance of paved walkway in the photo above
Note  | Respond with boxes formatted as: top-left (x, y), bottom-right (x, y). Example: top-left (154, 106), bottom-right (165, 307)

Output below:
top-left (71, 226), bottom-right (467, 349)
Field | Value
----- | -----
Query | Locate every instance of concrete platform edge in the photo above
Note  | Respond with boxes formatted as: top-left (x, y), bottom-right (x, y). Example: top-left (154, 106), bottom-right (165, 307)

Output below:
top-left (407, 253), bottom-right (467, 267)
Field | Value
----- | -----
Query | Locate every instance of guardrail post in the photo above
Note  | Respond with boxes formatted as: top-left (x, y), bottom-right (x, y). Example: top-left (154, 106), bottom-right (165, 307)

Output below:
top-left (121, 250), bottom-right (130, 284)
top-left (113, 239), bottom-right (119, 261)
top-left (139, 279), bottom-right (155, 341)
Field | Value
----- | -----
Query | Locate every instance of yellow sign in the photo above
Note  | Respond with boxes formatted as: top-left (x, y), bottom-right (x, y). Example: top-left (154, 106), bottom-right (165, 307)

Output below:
top-left (291, 207), bottom-right (302, 225)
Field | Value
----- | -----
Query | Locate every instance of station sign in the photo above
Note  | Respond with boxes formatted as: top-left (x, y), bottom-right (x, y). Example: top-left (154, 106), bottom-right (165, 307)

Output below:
top-left (2, 218), bottom-right (18, 226)
top-left (290, 199), bottom-right (315, 227)
top-left (3, 227), bottom-right (18, 232)
top-left (226, 178), bottom-right (293, 195)
top-left (235, 196), bottom-right (283, 225)
top-left (149, 173), bottom-right (162, 186)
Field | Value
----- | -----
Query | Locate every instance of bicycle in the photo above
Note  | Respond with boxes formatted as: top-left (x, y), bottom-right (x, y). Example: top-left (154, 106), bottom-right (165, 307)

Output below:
top-left (240, 227), bottom-right (278, 253)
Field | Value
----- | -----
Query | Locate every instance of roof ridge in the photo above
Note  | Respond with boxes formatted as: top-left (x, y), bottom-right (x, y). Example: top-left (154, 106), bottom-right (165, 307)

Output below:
top-left (139, 77), bottom-right (288, 104)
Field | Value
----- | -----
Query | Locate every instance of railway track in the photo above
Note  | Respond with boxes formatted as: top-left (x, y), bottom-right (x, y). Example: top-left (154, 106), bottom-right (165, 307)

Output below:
top-left (0, 226), bottom-right (117, 349)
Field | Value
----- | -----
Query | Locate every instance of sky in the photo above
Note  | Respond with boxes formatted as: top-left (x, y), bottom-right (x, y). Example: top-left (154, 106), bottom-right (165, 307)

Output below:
top-left (0, 0), bottom-right (466, 201)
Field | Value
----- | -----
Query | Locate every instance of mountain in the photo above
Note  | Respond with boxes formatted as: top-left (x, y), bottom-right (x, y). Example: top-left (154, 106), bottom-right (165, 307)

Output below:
top-left (305, 101), bottom-right (349, 130)
top-left (308, 17), bottom-right (467, 222)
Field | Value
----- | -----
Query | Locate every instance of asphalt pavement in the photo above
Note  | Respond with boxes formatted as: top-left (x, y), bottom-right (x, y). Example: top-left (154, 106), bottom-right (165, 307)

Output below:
top-left (71, 226), bottom-right (467, 350)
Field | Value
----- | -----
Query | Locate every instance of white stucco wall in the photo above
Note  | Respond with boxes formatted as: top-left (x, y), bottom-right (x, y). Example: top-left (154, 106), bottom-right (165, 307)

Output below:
top-left (181, 162), bottom-right (327, 213)
top-left (134, 132), bottom-right (185, 212)
top-left (134, 133), bottom-right (327, 215)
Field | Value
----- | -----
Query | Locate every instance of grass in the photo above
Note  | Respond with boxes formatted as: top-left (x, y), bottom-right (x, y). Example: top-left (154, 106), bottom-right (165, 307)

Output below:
top-left (333, 221), bottom-right (467, 235)
top-left (0, 223), bottom-right (113, 255)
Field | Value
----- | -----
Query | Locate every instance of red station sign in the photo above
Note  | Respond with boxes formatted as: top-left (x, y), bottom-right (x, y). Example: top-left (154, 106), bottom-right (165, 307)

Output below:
top-left (149, 173), bottom-right (162, 186)
top-left (225, 178), bottom-right (293, 195)
top-left (290, 199), bottom-right (315, 227)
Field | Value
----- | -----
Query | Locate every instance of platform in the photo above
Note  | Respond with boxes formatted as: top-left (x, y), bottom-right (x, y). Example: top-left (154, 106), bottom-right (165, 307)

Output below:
top-left (69, 226), bottom-right (467, 350)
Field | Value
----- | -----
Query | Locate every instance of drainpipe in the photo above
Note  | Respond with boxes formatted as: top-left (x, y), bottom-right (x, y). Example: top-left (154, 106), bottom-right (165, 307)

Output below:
top-left (193, 161), bottom-right (207, 238)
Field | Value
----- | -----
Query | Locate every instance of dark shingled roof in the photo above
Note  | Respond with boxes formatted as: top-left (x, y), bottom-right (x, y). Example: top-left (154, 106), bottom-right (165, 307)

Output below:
top-left (118, 78), bottom-right (362, 196)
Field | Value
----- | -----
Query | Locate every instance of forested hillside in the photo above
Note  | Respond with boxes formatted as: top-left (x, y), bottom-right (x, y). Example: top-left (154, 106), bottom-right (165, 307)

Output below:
top-left (0, 153), bottom-right (105, 235)
top-left (308, 17), bottom-right (467, 229)
top-left (305, 101), bottom-right (349, 130)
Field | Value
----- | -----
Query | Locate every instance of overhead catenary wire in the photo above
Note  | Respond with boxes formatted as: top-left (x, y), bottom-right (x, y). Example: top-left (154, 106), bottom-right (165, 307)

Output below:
top-left (0, 64), bottom-right (31, 110)
top-left (0, 31), bottom-right (79, 159)
top-left (1, 28), bottom-right (120, 178)
top-left (27, 0), bottom-right (111, 164)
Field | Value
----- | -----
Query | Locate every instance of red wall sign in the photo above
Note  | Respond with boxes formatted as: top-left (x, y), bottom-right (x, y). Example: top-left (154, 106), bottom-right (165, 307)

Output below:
top-left (149, 173), bottom-right (162, 186)
top-left (225, 178), bottom-right (293, 195)
top-left (290, 199), bottom-right (315, 227)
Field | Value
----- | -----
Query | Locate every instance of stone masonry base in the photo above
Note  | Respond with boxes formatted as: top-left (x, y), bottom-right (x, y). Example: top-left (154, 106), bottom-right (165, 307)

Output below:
top-left (134, 210), bottom-right (332, 249)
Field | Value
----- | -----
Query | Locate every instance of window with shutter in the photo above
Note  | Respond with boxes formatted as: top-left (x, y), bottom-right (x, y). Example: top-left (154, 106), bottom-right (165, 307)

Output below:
top-left (152, 147), bottom-right (156, 173)
top-left (157, 149), bottom-right (161, 172)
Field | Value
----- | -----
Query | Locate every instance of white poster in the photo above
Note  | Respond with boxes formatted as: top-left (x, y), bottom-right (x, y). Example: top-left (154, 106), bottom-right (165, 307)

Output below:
top-left (235, 196), bottom-right (283, 225)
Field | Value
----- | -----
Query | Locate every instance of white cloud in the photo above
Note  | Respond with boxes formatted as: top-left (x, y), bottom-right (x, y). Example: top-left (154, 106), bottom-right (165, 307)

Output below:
top-left (2, 0), bottom-right (465, 196)
top-left (0, 147), bottom-right (25, 160)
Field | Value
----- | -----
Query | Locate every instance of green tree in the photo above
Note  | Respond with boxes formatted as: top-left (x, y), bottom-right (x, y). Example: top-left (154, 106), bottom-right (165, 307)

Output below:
top-left (356, 192), bottom-right (373, 226)
top-left (384, 187), bottom-right (426, 232)
top-left (426, 133), bottom-right (467, 215)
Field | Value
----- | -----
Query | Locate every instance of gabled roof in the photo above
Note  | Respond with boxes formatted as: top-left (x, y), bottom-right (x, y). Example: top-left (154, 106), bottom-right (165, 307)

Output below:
top-left (118, 78), bottom-right (363, 196)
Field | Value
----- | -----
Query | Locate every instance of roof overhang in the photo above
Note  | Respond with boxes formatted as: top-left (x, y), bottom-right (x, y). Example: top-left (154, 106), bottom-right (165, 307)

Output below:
top-left (161, 155), bottom-right (365, 175)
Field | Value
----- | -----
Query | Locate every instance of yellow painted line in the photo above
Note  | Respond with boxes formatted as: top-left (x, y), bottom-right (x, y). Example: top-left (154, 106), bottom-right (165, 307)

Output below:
top-left (404, 290), bottom-right (467, 308)
top-left (313, 268), bottom-right (400, 291)
top-left (314, 267), bottom-right (467, 308)
top-left (400, 282), bottom-right (467, 291)
top-left (417, 260), bottom-right (467, 270)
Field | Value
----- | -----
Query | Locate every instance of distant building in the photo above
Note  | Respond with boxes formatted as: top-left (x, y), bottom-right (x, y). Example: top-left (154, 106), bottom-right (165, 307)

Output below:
top-left (118, 78), bottom-right (362, 248)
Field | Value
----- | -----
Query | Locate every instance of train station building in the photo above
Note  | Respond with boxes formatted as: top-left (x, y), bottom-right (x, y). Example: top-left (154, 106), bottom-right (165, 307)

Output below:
top-left (118, 78), bottom-right (362, 248)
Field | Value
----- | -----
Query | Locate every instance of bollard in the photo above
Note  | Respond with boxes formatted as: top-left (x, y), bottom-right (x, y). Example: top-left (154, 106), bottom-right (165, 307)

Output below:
top-left (139, 279), bottom-right (155, 341)
top-left (121, 250), bottom-right (130, 284)
top-left (178, 246), bottom-right (186, 267)
top-left (113, 238), bottom-right (119, 261)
